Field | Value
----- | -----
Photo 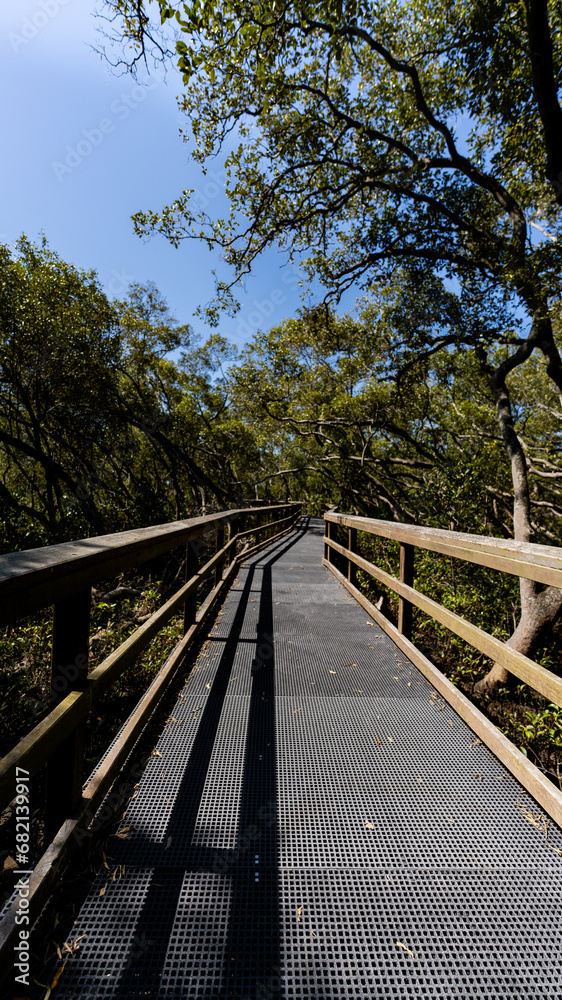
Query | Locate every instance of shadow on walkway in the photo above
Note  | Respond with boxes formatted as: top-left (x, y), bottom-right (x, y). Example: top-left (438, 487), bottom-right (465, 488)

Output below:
top-left (113, 522), bottom-right (309, 998)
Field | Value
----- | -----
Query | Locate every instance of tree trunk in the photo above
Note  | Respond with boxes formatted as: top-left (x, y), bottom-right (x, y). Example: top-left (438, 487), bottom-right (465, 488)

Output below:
top-left (474, 336), bottom-right (562, 695)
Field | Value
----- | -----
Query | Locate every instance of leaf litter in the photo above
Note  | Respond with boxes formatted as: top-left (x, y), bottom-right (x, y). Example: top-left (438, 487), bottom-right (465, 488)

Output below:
top-left (516, 801), bottom-right (550, 839)
top-left (396, 941), bottom-right (417, 959)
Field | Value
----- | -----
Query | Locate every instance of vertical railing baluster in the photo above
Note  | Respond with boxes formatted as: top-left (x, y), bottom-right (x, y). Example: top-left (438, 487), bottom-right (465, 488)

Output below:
top-left (225, 521), bottom-right (232, 567)
top-left (348, 527), bottom-right (357, 586)
top-left (45, 588), bottom-right (91, 840)
top-left (398, 543), bottom-right (414, 640)
top-left (215, 524), bottom-right (225, 586)
top-left (232, 514), bottom-right (246, 559)
top-left (184, 538), bottom-right (200, 634)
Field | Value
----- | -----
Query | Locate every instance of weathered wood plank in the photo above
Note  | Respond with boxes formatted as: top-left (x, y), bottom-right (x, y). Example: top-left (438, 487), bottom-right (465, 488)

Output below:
top-left (237, 508), bottom-right (297, 540)
top-left (240, 515), bottom-right (302, 560)
top-left (324, 559), bottom-right (562, 829)
top-left (0, 514), bottom-right (298, 977)
top-left (325, 512), bottom-right (562, 588)
top-left (45, 588), bottom-right (91, 841)
top-left (398, 543), bottom-right (414, 640)
top-left (0, 557), bottom-right (240, 980)
top-left (0, 534), bottom-right (236, 814)
top-left (0, 504), bottom-right (299, 624)
top-left (325, 535), bottom-right (562, 707)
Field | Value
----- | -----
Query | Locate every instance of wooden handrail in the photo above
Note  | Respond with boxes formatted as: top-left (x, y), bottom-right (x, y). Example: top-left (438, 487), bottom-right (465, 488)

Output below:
top-left (323, 514), bottom-right (562, 707)
top-left (0, 502), bottom-right (306, 977)
top-left (325, 534), bottom-right (562, 706)
top-left (322, 512), bottom-right (562, 829)
top-left (0, 504), bottom-right (298, 625)
top-left (324, 512), bottom-right (562, 588)
top-left (0, 503), bottom-right (302, 848)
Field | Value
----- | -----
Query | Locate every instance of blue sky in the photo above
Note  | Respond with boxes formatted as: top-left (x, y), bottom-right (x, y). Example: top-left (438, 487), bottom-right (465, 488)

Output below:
top-left (0, 1), bottom-right (320, 348)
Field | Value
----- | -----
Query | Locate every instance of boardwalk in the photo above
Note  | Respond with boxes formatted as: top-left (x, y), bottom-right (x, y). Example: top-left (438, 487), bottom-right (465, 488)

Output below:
top-left (39, 519), bottom-right (562, 998)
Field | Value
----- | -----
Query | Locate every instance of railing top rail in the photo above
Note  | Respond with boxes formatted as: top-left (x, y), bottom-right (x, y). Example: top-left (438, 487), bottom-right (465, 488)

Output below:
top-left (0, 502), bottom-right (300, 624)
top-left (324, 512), bottom-right (562, 588)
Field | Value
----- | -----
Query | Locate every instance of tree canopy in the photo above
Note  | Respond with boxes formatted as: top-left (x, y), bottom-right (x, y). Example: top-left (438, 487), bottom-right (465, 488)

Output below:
top-left (0, 237), bottom-right (263, 548)
top-left (107, 2), bottom-right (561, 321)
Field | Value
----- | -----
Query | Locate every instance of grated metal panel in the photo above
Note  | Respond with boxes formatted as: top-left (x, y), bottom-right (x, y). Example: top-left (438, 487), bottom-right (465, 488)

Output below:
top-left (29, 519), bottom-right (562, 999)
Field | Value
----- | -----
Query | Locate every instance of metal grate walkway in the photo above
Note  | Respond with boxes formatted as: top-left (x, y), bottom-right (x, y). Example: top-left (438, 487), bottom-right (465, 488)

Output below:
top-left (36, 519), bottom-right (562, 997)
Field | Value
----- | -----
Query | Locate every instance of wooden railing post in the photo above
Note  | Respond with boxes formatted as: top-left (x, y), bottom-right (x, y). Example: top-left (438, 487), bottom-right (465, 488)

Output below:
top-left (398, 543), bottom-right (414, 640)
top-left (215, 524), bottom-right (225, 585)
top-left (348, 527), bottom-right (357, 586)
top-left (45, 588), bottom-right (91, 840)
top-left (325, 520), bottom-right (333, 563)
top-left (225, 521), bottom-right (232, 566)
top-left (184, 538), bottom-right (200, 633)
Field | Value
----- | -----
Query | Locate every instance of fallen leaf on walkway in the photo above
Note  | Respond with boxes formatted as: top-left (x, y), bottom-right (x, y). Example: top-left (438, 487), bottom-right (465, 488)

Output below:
top-left (354, 690), bottom-right (364, 694)
top-left (408, 682), bottom-right (412, 687)
top-left (206, 683), bottom-right (211, 689)
top-left (429, 699), bottom-right (436, 705)
top-left (64, 935), bottom-right (86, 955)
top-left (549, 846), bottom-right (562, 856)
top-left (294, 708), bottom-right (302, 714)
top-left (438, 705), bottom-right (444, 711)
top-left (387, 736), bottom-right (394, 743)
top-left (470, 740), bottom-right (482, 747)
top-left (444, 814), bottom-right (455, 824)
top-left (396, 941), bottom-right (417, 959)
top-left (475, 775), bottom-right (483, 781)
top-left (152, 750), bottom-right (162, 757)
top-left (329, 670), bottom-right (337, 674)
top-left (516, 802), bottom-right (550, 838)
top-left (192, 707), bottom-right (203, 713)
top-left (99, 884), bottom-right (107, 897)
top-left (345, 663), bottom-right (358, 667)
top-left (103, 854), bottom-right (110, 870)
top-left (50, 962), bottom-right (67, 990)
top-left (365, 819), bottom-right (374, 830)
top-left (417, 778), bottom-right (422, 783)
top-left (448, 721), bottom-right (454, 728)
top-left (376, 738), bottom-right (382, 746)
top-left (297, 905), bottom-right (303, 922)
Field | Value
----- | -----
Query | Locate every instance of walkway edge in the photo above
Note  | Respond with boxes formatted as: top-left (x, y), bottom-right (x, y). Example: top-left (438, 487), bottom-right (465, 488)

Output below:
top-left (0, 557), bottom-right (241, 985)
top-left (325, 559), bottom-right (562, 830)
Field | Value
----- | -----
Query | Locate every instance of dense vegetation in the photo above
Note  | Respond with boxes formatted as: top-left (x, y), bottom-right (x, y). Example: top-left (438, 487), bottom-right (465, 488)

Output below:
top-left (1, 0), bottom-right (562, 869)
top-left (1, 232), bottom-right (561, 781)
top-left (101, 0), bottom-right (562, 691)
